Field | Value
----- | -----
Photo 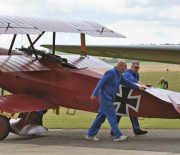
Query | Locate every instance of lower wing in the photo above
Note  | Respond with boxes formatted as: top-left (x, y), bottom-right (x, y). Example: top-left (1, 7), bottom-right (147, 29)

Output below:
top-left (0, 94), bottom-right (57, 114)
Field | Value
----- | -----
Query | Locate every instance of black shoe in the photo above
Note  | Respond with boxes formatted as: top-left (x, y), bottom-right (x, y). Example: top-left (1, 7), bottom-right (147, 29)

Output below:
top-left (44, 127), bottom-right (48, 131)
top-left (134, 129), bottom-right (148, 136)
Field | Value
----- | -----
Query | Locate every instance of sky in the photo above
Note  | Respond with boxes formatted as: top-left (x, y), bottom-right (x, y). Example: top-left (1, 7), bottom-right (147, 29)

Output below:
top-left (1, 0), bottom-right (180, 49)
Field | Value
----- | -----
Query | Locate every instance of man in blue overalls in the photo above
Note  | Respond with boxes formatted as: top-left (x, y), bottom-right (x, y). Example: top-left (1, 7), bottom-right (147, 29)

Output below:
top-left (111, 61), bottom-right (148, 136)
top-left (86, 60), bottom-right (146, 142)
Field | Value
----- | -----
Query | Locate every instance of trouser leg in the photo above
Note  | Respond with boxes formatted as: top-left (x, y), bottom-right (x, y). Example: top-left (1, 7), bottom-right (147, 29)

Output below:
top-left (130, 116), bottom-right (140, 133)
top-left (87, 108), bottom-right (106, 136)
top-left (116, 115), bottom-right (121, 124)
top-left (110, 115), bottom-right (122, 136)
top-left (100, 100), bottom-right (122, 138)
top-left (38, 110), bottom-right (48, 117)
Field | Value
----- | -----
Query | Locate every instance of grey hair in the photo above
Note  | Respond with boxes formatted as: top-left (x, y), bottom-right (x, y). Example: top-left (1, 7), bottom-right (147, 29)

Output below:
top-left (117, 60), bottom-right (127, 67)
top-left (132, 61), bottom-right (139, 66)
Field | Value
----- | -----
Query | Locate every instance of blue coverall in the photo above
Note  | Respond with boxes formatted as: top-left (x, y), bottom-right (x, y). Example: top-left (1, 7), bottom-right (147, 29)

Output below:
top-left (87, 67), bottom-right (138, 138)
top-left (116, 69), bottom-right (141, 133)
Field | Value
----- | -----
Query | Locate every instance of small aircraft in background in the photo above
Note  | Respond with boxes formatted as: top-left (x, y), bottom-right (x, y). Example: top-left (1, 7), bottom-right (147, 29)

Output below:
top-left (41, 44), bottom-right (180, 64)
top-left (0, 15), bottom-right (179, 141)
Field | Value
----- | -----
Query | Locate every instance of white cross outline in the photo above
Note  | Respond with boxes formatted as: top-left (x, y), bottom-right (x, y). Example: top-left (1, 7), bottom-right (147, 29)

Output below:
top-left (114, 85), bottom-right (141, 116)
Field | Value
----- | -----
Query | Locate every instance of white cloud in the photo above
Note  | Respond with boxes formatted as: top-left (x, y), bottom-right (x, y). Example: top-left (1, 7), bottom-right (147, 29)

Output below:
top-left (1, 0), bottom-right (180, 49)
top-left (159, 6), bottom-right (180, 20)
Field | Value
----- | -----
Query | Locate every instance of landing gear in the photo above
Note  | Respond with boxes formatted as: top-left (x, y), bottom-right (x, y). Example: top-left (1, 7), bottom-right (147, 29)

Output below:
top-left (0, 115), bottom-right (10, 140)
top-left (10, 111), bottom-right (44, 135)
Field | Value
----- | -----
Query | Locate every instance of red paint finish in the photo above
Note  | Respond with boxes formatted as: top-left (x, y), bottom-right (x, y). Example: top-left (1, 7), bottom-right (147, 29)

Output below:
top-left (129, 90), bottom-right (180, 118)
top-left (0, 55), bottom-right (101, 114)
top-left (0, 53), bottom-right (179, 118)
top-left (0, 94), bottom-right (57, 114)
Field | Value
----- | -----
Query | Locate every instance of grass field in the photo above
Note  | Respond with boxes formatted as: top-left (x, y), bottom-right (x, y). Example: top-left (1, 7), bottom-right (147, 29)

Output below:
top-left (44, 108), bottom-right (180, 129)
top-left (43, 62), bottom-right (180, 129)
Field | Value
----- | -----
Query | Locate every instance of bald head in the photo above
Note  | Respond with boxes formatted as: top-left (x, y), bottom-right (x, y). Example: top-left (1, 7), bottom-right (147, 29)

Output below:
top-left (116, 60), bottom-right (127, 73)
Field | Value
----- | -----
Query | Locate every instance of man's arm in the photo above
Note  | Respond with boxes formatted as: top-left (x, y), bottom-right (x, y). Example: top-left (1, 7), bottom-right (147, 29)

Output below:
top-left (121, 75), bottom-right (146, 90)
top-left (91, 70), bottom-right (113, 100)
top-left (124, 72), bottom-right (139, 83)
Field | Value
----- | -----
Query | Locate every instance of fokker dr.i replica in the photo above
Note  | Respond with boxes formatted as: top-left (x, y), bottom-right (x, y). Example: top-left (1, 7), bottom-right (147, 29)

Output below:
top-left (0, 16), bottom-right (179, 140)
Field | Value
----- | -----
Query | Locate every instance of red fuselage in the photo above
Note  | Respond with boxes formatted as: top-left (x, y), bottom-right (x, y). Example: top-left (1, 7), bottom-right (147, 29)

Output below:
top-left (0, 53), bottom-right (179, 119)
top-left (0, 57), bottom-right (102, 113)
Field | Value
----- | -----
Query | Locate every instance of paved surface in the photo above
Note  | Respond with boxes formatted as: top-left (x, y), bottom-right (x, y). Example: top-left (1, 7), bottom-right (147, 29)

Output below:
top-left (0, 129), bottom-right (180, 155)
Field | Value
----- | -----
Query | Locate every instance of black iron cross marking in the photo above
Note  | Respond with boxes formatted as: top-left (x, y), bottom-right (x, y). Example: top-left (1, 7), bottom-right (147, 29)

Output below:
top-left (114, 85), bottom-right (141, 116)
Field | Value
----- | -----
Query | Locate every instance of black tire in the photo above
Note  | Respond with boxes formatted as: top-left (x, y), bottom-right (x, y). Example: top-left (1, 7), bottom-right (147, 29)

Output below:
top-left (0, 115), bottom-right (10, 140)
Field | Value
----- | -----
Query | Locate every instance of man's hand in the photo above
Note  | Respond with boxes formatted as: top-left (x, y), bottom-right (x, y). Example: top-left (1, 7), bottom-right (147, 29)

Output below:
top-left (145, 84), bottom-right (152, 87)
top-left (139, 85), bottom-right (147, 90)
top-left (90, 95), bottom-right (96, 100)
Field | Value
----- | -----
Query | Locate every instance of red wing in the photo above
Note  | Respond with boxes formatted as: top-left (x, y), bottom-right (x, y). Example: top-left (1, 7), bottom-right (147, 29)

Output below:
top-left (0, 94), bottom-right (57, 114)
top-left (0, 55), bottom-right (50, 72)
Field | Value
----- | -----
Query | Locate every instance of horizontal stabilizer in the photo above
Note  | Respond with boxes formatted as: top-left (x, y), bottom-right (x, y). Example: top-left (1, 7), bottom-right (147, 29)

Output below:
top-left (145, 87), bottom-right (180, 105)
top-left (168, 96), bottom-right (180, 114)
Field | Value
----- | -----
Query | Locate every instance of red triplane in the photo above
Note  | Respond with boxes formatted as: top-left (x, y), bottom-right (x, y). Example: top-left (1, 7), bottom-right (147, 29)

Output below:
top-left (0, 16), bottom-right (179, 140)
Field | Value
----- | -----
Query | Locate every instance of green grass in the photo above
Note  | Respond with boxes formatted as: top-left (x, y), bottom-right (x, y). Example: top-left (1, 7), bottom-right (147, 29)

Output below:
top-left (43, 69), bottom-right (180, 129)
top-left (43, 108), bottom-right (180, 129)
top-left (140, 71), bottom-right (180, 92)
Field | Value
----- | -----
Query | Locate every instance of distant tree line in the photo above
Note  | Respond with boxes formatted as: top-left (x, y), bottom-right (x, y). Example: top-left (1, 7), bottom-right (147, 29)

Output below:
top-left (99, 58), bottom-right (137, 63)
top-left (99, 58), bottom-right (119, 63)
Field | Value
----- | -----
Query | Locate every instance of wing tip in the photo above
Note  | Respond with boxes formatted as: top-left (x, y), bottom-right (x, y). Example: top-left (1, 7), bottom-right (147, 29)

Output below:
top-left (168, 95), bottom-right (180, 114)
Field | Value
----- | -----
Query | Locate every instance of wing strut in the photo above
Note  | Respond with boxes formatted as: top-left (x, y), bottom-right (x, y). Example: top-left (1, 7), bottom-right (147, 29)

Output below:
top-left (52, 32), bottom-right (56, 55)
top-left (28, 31), bottom-right (45, 48)
top-left (1, 88), bottom-right (4, 96)
top-left (26, 34), bottom-right (38, 59)
top-left (8, 34), bottom-right (17, 55)
top-left (80, 33), bottom-right (86, 56)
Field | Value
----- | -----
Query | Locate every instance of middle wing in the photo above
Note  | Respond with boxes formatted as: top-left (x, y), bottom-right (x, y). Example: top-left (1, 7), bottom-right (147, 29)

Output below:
top-left (41, 45), bottom-right (180, 64)
top-left (0, 94), bottom-right (57, 114)
top-left (60, 54), bottom-right (113, 69)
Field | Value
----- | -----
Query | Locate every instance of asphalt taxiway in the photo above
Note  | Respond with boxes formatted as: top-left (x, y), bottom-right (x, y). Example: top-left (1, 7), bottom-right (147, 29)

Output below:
top-left (0, 129), bottom-right (179, 155)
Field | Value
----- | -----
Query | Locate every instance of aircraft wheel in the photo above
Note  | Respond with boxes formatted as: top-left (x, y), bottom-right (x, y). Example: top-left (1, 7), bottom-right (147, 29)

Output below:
top-left (0, 115), bottom-right (10, 140)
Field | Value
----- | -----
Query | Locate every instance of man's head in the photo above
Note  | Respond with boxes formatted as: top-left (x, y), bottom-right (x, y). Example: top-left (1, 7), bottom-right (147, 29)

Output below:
top-left (116, 60), bottom-right (127, 73)
top-left (131, 61), bottom-right (140, 73)
top-left (161, 77), bottom-right (165, 81)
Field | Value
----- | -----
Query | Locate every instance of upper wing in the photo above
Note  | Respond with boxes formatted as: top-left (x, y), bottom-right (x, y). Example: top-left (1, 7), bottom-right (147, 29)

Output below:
top-left (0, 15), bottom-right (125, 38)
top-left (41, 45), bottom-right (180, 64)
top-left (0, 94), bottom-right (57, 114)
